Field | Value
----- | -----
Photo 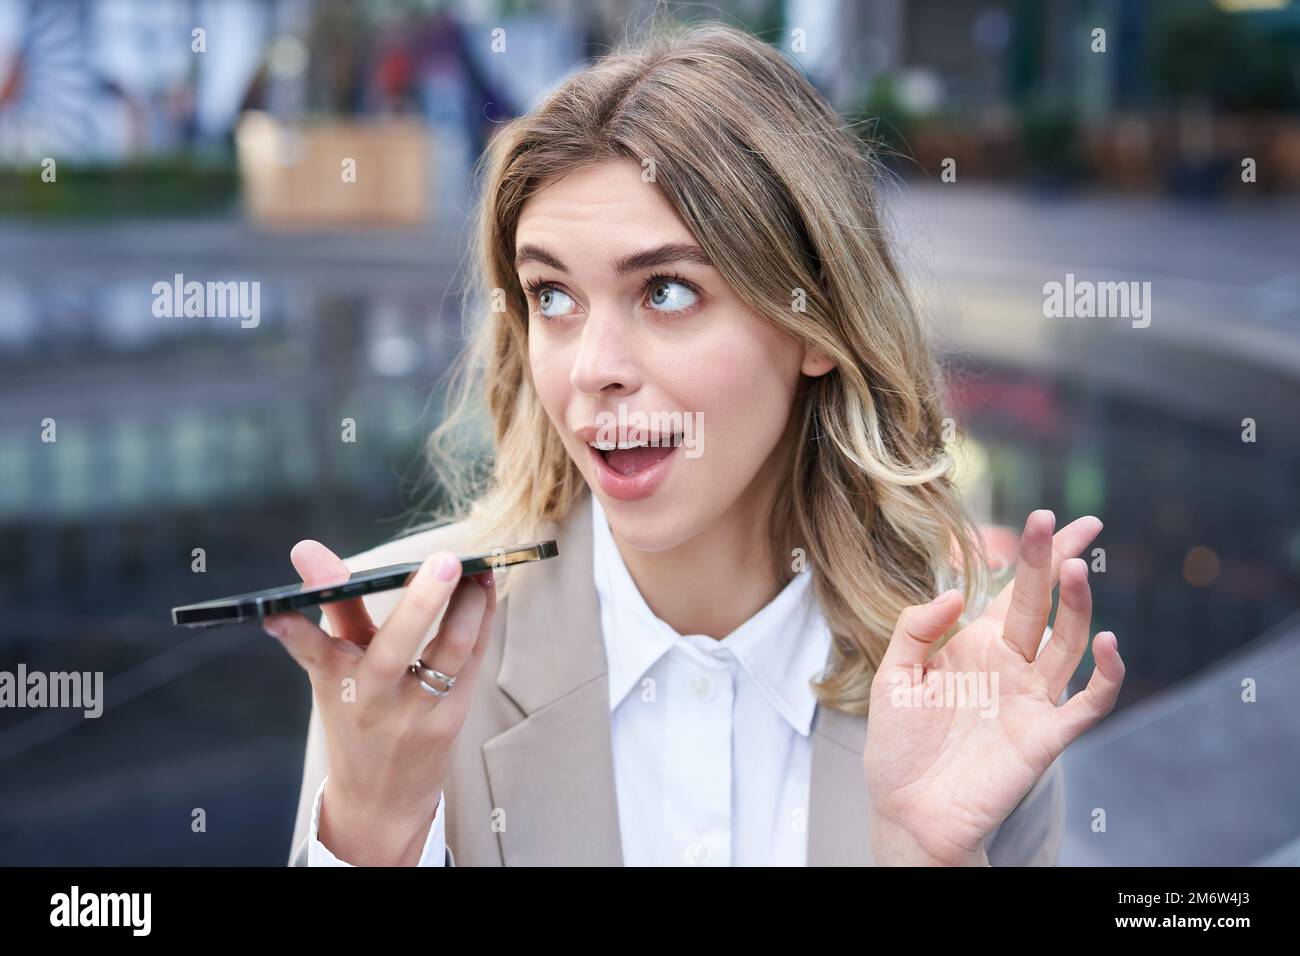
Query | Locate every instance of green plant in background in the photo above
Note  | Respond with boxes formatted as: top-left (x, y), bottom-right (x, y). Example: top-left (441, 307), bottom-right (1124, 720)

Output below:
top-left (1150, 0), bottom-right (1299, 112)
top-left (855, 74), bottom-right (918, 170)
top-left (1018, 102), bottom-right (1083, 187)
top-left (0, 158), bottom-right (239, 219)
top-left (1146, 0), bottom-right (1298, 196)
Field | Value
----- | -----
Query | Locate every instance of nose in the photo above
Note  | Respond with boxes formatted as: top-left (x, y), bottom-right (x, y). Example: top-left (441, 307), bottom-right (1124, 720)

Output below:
top-left (569, 308), bottom-right (641, 397)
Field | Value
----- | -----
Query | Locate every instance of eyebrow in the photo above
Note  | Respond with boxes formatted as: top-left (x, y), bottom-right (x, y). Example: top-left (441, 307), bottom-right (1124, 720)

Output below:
top-left (514, 242), bottom-right (713, 276)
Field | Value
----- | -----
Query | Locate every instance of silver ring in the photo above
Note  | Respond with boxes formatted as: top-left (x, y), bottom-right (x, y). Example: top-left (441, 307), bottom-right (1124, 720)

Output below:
top-left (410, 659), bottom-right (457, 698)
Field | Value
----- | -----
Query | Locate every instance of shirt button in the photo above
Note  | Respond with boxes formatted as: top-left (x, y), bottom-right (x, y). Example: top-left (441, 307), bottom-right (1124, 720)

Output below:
top-left (684, 841), bottom-right (709, 865)
top-left (687, 673), bottom-right (712, 700)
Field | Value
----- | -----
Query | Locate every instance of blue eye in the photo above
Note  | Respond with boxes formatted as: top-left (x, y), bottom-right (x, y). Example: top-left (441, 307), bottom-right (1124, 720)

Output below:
top-left (646, 276), bottom-right (699, 313)
top-left (538, 286), bottom-right (579, 319)
top-left (532, 285), bottom-right (575, 319)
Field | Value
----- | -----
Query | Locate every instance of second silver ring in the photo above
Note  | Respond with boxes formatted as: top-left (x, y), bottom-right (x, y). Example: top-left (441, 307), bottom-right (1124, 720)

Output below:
top-left (410, 659), bottom-right (457, 697)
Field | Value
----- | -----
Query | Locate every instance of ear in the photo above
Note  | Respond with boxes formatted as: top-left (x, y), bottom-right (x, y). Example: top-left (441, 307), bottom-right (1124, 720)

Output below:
top-left (800, 345), bottom-right (836, 377)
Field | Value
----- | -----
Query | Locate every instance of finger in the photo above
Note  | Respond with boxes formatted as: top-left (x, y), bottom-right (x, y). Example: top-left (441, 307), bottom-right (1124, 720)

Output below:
top-left (413, 571), bottom-right (498, 705)
top-left (411, 573), bottom-right (489, 697)
top-left (1054, 632), bottom-right (1125, 742)
top-left (468, 571), bottom-right (498, 659)
top-left (363, 551), bottom-right (461, 681)
top-left (878, 589), bottom-right (965, 679)
top-left (290, 539), bottom-right (378, 646)
top-left (996, 510), bottom-right (1057, 662)
top-left (1034, 558), bottom-right (1091, 703)
top-left (980, 514), bottom-right (1103, 626)
top-left (263, 611), bottom-right (334, 675)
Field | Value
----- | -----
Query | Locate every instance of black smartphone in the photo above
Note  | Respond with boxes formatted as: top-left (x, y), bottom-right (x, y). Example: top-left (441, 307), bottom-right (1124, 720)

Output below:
top-left (170, 541), bottom-right (558, 629)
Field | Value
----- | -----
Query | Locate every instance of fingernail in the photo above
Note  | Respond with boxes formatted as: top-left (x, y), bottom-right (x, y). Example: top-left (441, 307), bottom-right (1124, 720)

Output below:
top-left (475, 571), bottom-right (495, 589)
top-left (262, 618), bottom-right (286, 637)
top-left (435, 554), bottom-right (460, 581)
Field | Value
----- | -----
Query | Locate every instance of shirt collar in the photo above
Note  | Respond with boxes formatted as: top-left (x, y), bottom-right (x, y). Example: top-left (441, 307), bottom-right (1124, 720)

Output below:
top-left (590, 493), bottom-right (831, 737)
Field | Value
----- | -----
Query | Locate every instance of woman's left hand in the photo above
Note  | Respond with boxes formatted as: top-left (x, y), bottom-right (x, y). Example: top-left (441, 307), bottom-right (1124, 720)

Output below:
top-left (862, 510), bottom-right (1125, 866)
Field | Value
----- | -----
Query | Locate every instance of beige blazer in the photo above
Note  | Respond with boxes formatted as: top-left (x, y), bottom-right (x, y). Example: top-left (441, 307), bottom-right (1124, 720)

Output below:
top-left (289, 489), bottom-right (1064, 866)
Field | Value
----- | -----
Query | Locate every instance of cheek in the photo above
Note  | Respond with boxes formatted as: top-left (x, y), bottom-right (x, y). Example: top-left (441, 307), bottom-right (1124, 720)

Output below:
top-left (663, 322), bottom-right (800, 456)
top-left (528, 333), bottom-right (569, 420)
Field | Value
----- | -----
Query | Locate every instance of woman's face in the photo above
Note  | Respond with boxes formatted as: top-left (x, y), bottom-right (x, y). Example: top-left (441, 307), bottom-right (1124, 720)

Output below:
top-left (518, 159), bottom-right (832, 553)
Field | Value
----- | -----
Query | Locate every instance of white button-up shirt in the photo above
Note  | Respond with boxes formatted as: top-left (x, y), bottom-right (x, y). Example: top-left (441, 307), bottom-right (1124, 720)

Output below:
top-left (591, 493), bottom-right (833, 866)
top-left (307, 495), bottom-right (833, 866)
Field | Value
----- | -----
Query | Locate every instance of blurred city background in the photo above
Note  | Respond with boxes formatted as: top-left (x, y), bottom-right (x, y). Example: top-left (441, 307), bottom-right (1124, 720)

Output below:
top-left (0, 0), bottom-right (1297, 866)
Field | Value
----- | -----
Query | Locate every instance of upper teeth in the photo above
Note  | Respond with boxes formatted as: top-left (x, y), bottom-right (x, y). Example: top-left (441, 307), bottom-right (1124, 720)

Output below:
top-left (590, 439), bottom-right (648, 450)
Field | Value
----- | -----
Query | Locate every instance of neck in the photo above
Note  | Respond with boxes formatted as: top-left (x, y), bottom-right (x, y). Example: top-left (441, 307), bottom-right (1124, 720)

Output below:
top-left (609, 420), bottom-right (796, 641)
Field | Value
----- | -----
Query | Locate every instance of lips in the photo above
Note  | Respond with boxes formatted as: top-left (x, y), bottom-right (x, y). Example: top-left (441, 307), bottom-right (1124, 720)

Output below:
top-left (572, 421), bottom-right (686, 501)
top-left (586, 440), bottom-right (679, 501)
top-left (573, 424), bottom-right (681, 446)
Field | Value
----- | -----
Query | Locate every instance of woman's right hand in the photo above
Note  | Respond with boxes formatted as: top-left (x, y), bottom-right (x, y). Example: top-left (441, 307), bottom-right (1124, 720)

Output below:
top-left (263, 541), bottom-right (497, 866)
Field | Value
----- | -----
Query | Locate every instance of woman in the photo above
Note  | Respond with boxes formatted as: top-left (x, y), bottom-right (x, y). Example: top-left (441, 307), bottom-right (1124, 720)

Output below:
top-left (275, 21), bottom-right (1124, 867)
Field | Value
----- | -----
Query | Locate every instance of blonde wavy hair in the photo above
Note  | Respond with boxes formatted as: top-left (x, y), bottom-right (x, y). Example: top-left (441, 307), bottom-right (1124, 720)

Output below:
top-left (418, 18), bottom-right (993, 717)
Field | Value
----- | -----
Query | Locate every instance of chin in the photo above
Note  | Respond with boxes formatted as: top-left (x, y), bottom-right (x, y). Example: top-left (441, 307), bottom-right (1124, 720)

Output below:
top-left (591, 483), bottom-right (702, 554)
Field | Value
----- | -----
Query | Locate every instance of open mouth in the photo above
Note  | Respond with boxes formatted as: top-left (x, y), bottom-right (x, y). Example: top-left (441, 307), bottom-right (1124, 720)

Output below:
top-left (590, 434), bottom-right (683, 477)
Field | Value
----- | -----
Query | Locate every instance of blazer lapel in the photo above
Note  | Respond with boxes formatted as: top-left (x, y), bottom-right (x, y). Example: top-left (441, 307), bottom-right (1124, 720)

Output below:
top-left (481, 491), bottom-right (624, 865)
top-left (808, 705), bottom-right (876, 865)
